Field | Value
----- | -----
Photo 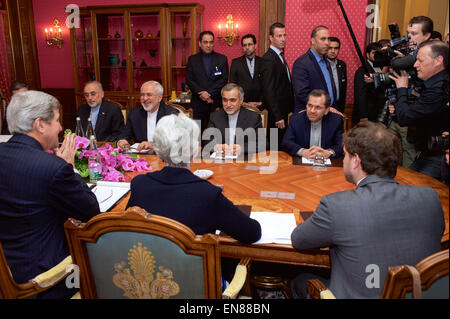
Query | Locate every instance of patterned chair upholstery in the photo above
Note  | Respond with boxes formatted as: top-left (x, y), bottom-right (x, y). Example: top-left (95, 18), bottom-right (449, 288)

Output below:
top-left (64, 206), bottom-right (249, 299)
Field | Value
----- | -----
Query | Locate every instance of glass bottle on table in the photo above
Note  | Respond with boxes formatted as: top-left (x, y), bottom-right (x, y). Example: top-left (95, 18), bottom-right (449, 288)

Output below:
top-left (88, 135), bottom-right (102, 183)
top-left (75, 117), bottom-right (85, 137)
top-left (86, 117), bottom-right (96, 141)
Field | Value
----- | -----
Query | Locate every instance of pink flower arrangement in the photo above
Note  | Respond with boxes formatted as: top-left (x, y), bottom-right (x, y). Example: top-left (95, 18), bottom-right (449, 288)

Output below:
top-left (74, 136), bottom-right (152, 182)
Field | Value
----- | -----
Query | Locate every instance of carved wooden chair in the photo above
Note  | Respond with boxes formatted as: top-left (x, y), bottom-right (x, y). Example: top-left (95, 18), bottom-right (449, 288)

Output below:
top-left (167, 102), bottom-right (194, 119)
top-left (307, 249), bottom-right (449, 299)
top-left (103, 98), bottom-right (127, 124)
top-left (243, 104), bottom-right (268, 135)
top-left (64, 206), bottom-right (250, 299)
top-left (0, 241), bottom-right (74, 299)
top-left (382, 249), bottom-right (448, 299)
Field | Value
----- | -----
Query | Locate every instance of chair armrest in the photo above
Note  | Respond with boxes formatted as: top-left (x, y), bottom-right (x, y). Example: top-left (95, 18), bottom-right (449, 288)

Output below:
top-left (307, 278), bottom-right (336, 299)
top-left (223, 257), bottom-right (251, 299)
top-left (31, 256), bottom-right (73, 288)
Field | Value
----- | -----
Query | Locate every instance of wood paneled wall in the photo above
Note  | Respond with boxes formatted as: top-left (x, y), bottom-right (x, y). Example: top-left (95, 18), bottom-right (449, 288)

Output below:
top-left (2, 0), bottom-right (40, 90)
top-left (259, 0), bottom-right (285, 56)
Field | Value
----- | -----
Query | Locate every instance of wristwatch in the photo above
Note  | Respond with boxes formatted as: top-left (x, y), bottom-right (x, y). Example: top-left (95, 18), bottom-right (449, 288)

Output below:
top-left (327, 149), bottom-right (335, 157)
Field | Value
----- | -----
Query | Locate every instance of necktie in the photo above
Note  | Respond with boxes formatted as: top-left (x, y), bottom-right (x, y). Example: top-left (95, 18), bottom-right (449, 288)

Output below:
top-left (325, 59), bottom-right (337, 105)
top-left (247, 57), bottom-right (254, 78)
top-left (280, 52), bottom-right (291, 82)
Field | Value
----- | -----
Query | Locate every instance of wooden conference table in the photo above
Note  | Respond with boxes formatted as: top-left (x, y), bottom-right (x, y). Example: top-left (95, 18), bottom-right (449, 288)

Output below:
top-left (111, 151), bottom-right (449, 269)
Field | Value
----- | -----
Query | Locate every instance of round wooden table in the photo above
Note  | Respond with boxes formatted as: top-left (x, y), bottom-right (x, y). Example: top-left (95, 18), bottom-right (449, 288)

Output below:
top-left (113, 151), bottom-right (449, 267)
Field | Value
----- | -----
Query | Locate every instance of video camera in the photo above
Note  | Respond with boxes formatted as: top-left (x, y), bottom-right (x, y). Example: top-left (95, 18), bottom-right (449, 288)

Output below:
top-left (373, 23), bottom-right (418, 89)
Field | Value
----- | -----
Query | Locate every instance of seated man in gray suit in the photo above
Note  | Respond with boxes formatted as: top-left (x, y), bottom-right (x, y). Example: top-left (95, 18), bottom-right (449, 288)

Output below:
top-left (204, 83), bottom-right (262, 156)
top-left (282, 89), bottom-right (343, 159)
top-left (290, 121), bottom-right (444, 299)
top-left (117, 81), bottom-right (178, 152)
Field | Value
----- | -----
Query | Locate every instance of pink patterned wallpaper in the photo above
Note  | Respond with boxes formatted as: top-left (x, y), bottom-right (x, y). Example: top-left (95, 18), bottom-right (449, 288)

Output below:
top-left (285, 0), bottom-right (369, 104)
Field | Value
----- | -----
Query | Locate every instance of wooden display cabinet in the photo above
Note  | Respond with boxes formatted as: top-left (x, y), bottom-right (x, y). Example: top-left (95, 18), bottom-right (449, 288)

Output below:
top-left (70, 3), bottom-right (203, 117)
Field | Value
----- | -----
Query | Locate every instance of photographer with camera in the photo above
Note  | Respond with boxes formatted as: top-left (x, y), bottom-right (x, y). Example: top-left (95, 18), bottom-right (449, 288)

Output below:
top-left (388, 40), bottom-right (449, 181)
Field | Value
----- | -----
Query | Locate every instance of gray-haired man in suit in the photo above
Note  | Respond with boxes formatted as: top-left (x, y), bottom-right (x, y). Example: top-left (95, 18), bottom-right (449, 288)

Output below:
top-left (290, 121), bottom-right (444, 298)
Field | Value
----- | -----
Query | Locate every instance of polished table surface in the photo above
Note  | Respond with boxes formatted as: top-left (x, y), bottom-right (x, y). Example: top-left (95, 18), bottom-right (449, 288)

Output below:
top-left (111, 151), bottom-right (449, 268)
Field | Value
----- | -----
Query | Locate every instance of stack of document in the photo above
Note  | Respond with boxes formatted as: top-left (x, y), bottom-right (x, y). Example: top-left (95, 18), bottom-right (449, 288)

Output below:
top-left (249, 212), bottom-right (297, 245)
top-left (91, 181), bottom-right (130, 212)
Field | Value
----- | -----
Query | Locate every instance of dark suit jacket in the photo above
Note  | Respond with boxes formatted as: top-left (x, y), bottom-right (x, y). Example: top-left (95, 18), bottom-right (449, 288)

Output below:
top-left (333, 59), bottom-right (347, 113)
top-left (291, 175), bottom-right (444, 298)
top-left (205, 107), bottom-right (263, 154)
top-left (229, 55), bottom-right (263, 103)
top-left (261, 48), bottom-right (294, 124)
top-left (127, 166), bottom-right (261, 244)
top-left (282, 111), bottom-right (344, 157)
top-left (292, 49), bottom-right (333, 113)
top-left (75, 100), bottom-right (125, 141)
top-left (352, 62), bottom-right (386, 124)
top-left (119, 102), bottom-right (178, 143)
top-left (186, 51), bottom-right (229, 112)
top-left (0, 134), bottom-right (99, 294)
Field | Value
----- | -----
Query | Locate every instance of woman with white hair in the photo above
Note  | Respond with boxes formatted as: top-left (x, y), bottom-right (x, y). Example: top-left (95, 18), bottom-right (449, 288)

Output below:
top-left (126, 113), bottom-right (261, 244)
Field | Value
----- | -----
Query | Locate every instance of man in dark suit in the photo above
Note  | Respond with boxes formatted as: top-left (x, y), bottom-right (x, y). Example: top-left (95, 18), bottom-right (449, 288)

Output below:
top-left (282, 89), bottom-right (343, 158)
top-left (292, 25), bottom-right (336, 113)
top-left (186, 31), bottom-right (228, 133)
top-left (229, 34), bottom-right (263, 109)
top-left (0, 91), bottom-right (100, 298)
top-left (205, 83), bottom-right (263, 155)
top-left (76, 81), bottom-right (124, 141)
top-left (290, 121), bottom-right (444, 299)
top-left (118, 81), bottom-right (178, 152)
top-left (326, 37), bottom-right (347, 113)
top-left (351, 42), bottom-right (386, 124)
top-left (261, 22), bottom-right (294, 149)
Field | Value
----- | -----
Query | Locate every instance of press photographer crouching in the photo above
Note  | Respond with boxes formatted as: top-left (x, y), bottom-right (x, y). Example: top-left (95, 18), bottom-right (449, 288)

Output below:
top-left (388, 40), bottom-right (449, 181)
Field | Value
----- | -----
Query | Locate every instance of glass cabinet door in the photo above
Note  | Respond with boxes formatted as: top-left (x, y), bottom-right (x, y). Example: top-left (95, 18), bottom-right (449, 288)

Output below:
top-left (169, 11), bottom-right (191, 95)
top-left (95, 13), bottom-right (128, 92)
top-left (168, 6), bottom-right (203, 100)
top-left (130, 12), bottom-right (162, 93)
top-left (74, 15), bottom-right (94, 91)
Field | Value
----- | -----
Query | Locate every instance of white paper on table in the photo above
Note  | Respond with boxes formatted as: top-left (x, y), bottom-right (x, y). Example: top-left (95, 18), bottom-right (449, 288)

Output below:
top-left (249, 211), bottom-right (297, 245)
top-left (0, 135), bottom-right (12, 143)
top-left (301, 157), bottom-right (332, 165)
top-left (210, 151), bottom-right (238, 160)
top-left (125, 143), bottom-right (152, 154)
top-left (92, 181), bottom-right (130, 212)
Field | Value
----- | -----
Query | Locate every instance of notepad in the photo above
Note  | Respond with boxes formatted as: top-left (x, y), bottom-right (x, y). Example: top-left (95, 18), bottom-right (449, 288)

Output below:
top-left (91, 181), bottom-right (130, 212)
top-left (249, 212), bottom-right (297, 245)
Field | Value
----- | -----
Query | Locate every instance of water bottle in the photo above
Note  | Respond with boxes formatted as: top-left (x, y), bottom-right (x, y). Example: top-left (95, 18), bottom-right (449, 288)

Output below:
top-left (86, 117), bottom-right (96, 141)
top-left (88, 135), bottom-right (102, 183)
top-left (75, 117), bottom-right (85, 137)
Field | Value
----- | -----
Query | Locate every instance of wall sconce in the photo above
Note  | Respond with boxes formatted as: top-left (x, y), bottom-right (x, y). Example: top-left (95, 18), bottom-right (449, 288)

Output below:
top-left (45, 19), bottom-right (64, 48)
top-left (218, 14), bottom-right (239, 47)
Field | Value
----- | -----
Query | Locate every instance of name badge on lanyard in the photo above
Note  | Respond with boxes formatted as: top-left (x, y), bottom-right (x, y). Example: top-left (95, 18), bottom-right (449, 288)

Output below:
top-left (214, 67), bottom-right (222, 76)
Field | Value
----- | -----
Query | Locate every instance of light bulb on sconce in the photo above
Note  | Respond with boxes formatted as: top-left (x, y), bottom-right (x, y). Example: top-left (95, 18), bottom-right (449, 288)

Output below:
top-left (217, 14), bottom-right (239, 46)
top-left (45, 19), bottom-right (64, 48)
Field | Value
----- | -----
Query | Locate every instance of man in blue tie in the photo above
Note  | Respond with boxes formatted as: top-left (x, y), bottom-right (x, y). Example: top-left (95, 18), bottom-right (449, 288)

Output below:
top-left (292, 25), bottom-right (337, 113)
